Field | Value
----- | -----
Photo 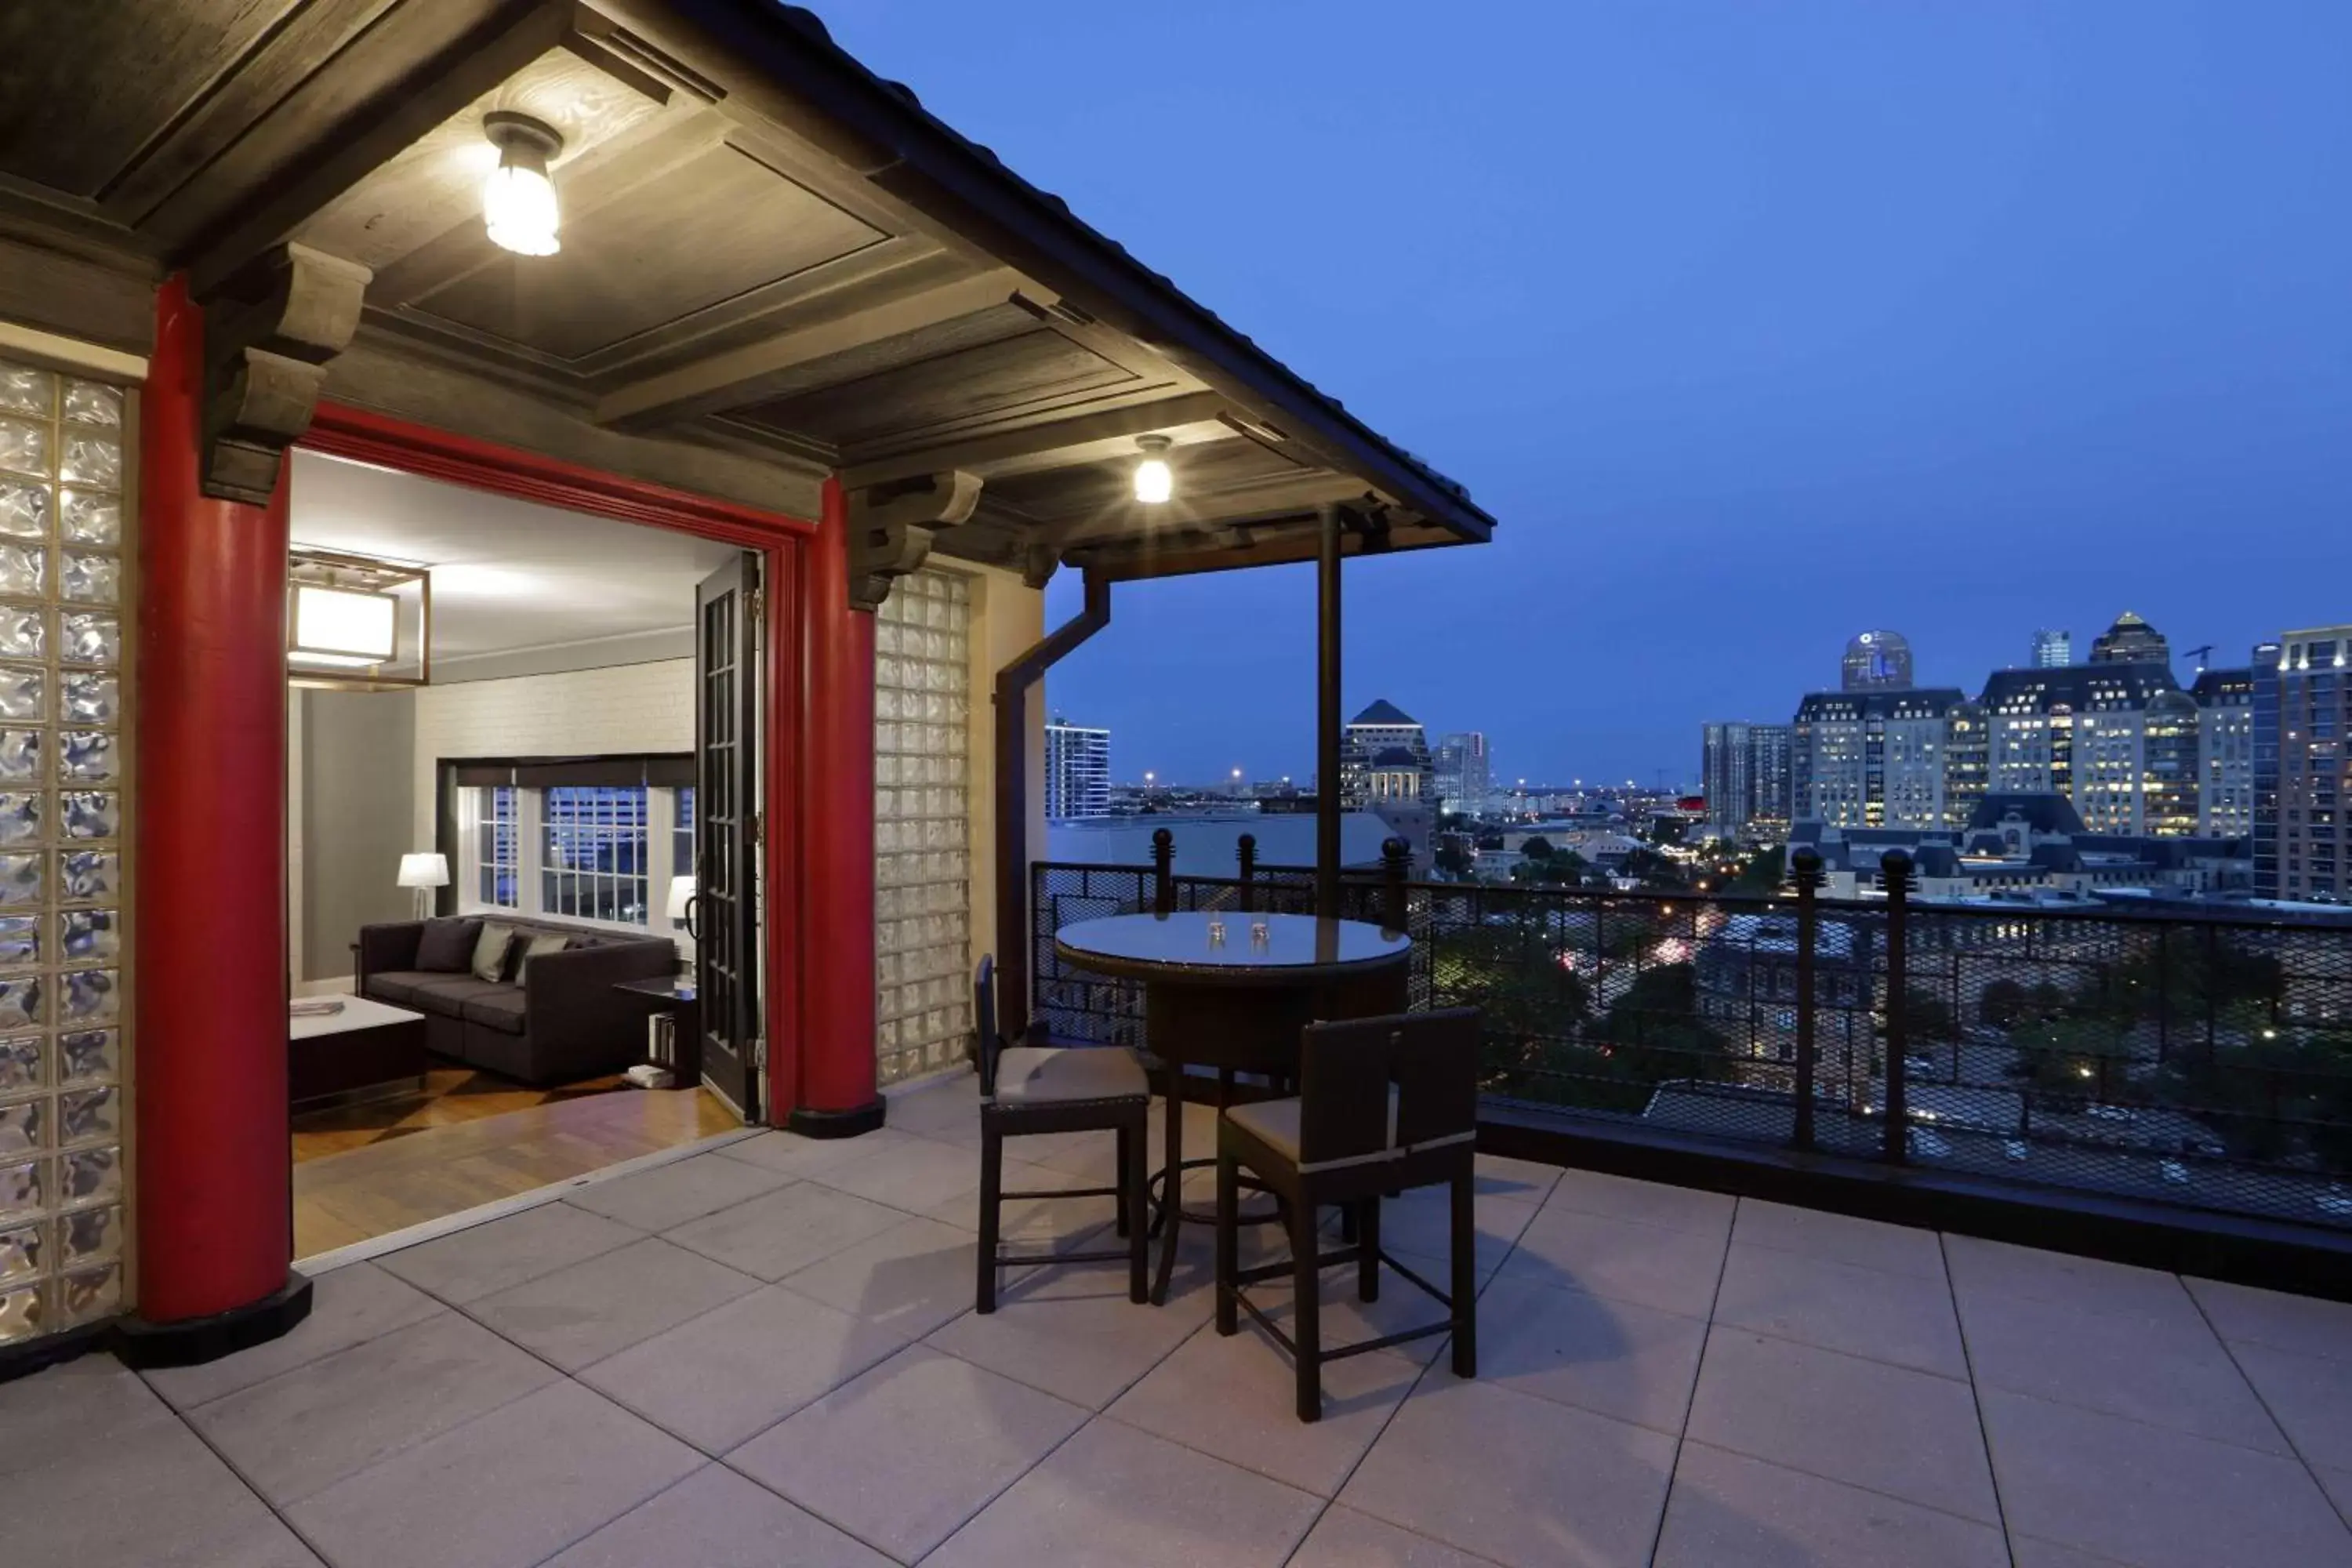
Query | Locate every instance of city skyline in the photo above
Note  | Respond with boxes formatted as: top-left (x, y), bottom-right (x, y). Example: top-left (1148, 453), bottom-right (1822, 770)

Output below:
top-left (828, 3), bottom-right (2352, 786)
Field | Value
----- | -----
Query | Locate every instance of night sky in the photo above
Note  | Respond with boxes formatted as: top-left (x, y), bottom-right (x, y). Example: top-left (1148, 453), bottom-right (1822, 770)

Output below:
top-left (823, 2), bottom-right (2352, 788)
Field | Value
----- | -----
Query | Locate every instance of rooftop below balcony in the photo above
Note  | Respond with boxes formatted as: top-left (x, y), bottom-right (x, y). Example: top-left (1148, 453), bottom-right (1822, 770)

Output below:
top-left (11, 1072), bottom-right (2352, 1567)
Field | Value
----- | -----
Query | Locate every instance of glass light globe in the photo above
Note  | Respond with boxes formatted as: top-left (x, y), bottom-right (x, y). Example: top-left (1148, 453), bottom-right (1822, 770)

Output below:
top-left (484, 158), bottom-right (561, 256)
top-left (1133, 455), bottom-right (1172, 504)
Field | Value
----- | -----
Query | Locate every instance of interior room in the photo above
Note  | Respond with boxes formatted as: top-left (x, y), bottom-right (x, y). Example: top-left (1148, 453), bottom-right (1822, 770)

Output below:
top-left (282, 448), bottom-right (750, 1258)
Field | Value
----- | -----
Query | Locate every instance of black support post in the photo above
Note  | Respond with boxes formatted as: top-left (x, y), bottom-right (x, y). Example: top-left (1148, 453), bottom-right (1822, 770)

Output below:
top-left (1316, 503), bottom-right (1343, 920)
top-left (1882, 849), bottom-right (1914, 1165)
top-left (1791, 848), bottom-right (1823, 1152)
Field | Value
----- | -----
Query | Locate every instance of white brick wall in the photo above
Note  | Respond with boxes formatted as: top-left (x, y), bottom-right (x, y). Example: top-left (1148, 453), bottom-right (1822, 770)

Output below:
top-left (410, 659), bottom-right (693, 847)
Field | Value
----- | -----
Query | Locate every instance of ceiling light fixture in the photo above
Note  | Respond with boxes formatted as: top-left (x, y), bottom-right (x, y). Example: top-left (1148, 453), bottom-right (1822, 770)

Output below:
top-left (482, 111), bottom-right (564, 257)
top-left (1132, 434), bottom-right (1174, 505)
top-left (287, 547), bottom-right (431, 690)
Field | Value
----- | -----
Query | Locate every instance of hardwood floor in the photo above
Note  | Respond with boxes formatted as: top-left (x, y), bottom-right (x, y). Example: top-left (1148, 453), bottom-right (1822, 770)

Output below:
top-left (292, 1084), bottom-right (742, 1260)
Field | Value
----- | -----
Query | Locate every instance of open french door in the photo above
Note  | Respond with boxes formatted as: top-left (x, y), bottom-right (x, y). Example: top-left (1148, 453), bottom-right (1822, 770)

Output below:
top-left (695, 554), bottom-right (763, 1120)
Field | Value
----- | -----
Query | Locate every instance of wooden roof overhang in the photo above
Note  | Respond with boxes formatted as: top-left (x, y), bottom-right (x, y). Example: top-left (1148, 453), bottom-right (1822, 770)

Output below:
top-left (0, 0), bottom-right (1493, 596)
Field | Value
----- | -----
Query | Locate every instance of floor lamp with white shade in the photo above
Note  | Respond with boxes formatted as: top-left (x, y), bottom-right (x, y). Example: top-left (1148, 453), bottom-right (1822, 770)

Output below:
top-left (397, 853), bottom-right (449, 920)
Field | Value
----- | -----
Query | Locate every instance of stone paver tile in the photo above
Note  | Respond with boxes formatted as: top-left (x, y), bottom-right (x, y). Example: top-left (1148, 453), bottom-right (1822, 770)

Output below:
top-left (2320, 1465), bottom-right (2352, 1523)
top-left (731, 1343), bottom-right (1087, 1562)
top-left (920, 1162), bottom-right (1120, 1248)
top-left (375, 1201), bottom-right (638, 1305)
top-left (781, 1214), bottom-right (986, 1340)
top-left (1341, 1374), bottom-right (1676, 1568)
top-left (882, 1074), bottom-right (979, 1133)
top-left (2187, 1276), bottom-right (2352, 1363)
top-left (284, 1380), bottom-right (701, 1568)
top-left (1107, 1319), bottom-right (1421, 1496)
top-left (925, 1256), bottom-right (1210, 1409)
top-left (1654, 1441), bottom-right (2009, 1568)
top-left (2, 1355), bottom-right (183, 1480)
top-left (1288, 1506), bottom-right (1503, 1568)
top-left (1686, 1328), bottom-right (1998, 1523)
top-left (1013, 1127), bottom-right (1121, 1177)
top-left (1371, 1186), bottom-right (1538, 1275)
top-left (1, 1365), bottom-right (326, 1567)
top-left (1466, 1273), bottom-right (1708, 1433)
top-left (562, 1151), bottom-right (795, 1232)
top-left (1542, 1167), bottom-right (1735, 1239)
top-left (2230, 1341), bottom-right (2352, 1470)
top-left (544, 1463), bottom-right (891, 1568)
top-left (1731, 1199), bottom-right (1947, 1281)
top-left (581, 1284), bottom-right (908, 1454)
top-left (1714, 1242), bottom-right (1968, 1379)
top-left (2007, 1539), bottom-right (2143, 1568)
top-left (1498, 1203), bottom-right (1728, 1316)
top-left (1980, 1386), bottom-right (2352, 1568)
top-left (1942, 1235), bottom-right (2198, 1325)
top-left (665, 1181), bottom-right (907, 1281)
top-left (716, 1127), bottom-right (928, 1180)
top-left (464, 1236), bottom-right (761, 1372)
top-left (808, 1133), bottom-right (996, 1213)
top-left (1957, 1283), bottom-right (2287, 1454)
top-left (183, 1311), bottom-right (558, 1506)
top-left (925, 1416), bottom-right (1319, 1568)
top-left (143, 1263), bottom-right (443, 1410)
top-left (1475, 1152), bottom-right (1564, 1203)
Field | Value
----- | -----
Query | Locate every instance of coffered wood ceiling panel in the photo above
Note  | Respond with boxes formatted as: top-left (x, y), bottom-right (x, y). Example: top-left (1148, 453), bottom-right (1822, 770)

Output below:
top-left (731, 328), bottom-right (1152, 453)
top-left (0, 0), bottom-right (303, 199)
top-left (412, 142), bottom-right (885, 361)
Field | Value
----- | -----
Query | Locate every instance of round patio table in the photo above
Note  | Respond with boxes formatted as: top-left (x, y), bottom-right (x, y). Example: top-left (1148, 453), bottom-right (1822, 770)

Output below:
top-left (1053, 910), bottom-right (1411, 1303)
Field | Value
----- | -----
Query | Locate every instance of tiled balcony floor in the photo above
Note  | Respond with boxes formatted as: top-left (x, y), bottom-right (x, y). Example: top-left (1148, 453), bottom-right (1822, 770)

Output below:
top-left (12, 1071), bottom-right (2352, 1567)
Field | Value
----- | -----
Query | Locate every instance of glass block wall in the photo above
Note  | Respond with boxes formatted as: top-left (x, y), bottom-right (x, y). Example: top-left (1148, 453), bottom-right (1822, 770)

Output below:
top-left (0, 354), bottom-right (129, 1345)
top-left (873, 568), bottom-right (971, 1086)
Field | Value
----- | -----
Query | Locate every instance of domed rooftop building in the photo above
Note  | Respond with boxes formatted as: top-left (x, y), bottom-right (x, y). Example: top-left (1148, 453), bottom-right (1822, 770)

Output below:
top-left (2089, 611), bottom-right (2171, 666)
top-left (1840, 630), bottom-right (1914, 691)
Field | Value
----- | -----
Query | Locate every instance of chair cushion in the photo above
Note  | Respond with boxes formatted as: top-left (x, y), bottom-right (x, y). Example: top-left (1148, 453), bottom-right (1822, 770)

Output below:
top-left (989, 1045), bottom-right (1148, 1106)
top-left (461, 989), bottom-right (528, 1035)
top-left (364, 971), bottom-right (437, 1007)
top-left (416, 920), bottom-right (482, 973)
top-left (1226, 1088), bottom-right (1399, 1172)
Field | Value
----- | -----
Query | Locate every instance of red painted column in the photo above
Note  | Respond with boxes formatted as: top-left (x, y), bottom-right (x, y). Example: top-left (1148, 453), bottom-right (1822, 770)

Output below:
top-left (131, 277), bottom-right (298, 1325)
top-left (789, 477), bottom-right (882, 1134)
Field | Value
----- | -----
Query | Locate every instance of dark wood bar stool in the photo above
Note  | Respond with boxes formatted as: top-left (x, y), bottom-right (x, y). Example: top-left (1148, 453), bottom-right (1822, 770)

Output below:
top-left (973, 957), bottom-right (1151, 1312)
top-left (1214, 1008), bottom-right (1483, 1421)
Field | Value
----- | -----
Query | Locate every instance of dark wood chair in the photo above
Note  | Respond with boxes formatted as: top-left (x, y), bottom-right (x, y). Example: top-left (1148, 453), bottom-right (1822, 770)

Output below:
top-left (974, 956), bottom-right (1151, 1312)
top-left (1214, 1007), bottom-right (1483, 1421)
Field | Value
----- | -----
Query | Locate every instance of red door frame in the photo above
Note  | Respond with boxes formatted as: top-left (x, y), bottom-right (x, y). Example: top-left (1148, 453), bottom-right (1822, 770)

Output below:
top-left (299, 403), bottom-right (815, 1120)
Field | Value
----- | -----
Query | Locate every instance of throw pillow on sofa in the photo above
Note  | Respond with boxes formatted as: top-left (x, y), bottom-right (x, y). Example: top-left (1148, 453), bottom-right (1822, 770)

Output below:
top-left (416, 920), bottom-right (481, 972)
top-left (472, 922), bottom-right (519, 983)
top-left (517, 932), bottom-right (569, 977)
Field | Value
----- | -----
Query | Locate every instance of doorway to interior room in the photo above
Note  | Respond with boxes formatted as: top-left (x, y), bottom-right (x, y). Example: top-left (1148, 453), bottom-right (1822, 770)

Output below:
top-left (278, 418), bottom-right (801, 1261)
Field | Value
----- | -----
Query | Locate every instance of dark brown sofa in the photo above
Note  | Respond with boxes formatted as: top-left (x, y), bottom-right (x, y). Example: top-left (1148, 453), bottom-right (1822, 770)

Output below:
top-left (355, 916), bottom-right (677, 1085)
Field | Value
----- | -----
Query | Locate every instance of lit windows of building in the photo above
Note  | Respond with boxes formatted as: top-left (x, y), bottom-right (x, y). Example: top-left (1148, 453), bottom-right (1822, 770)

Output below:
top-left (1044, 716), bottom-right (1111, 820)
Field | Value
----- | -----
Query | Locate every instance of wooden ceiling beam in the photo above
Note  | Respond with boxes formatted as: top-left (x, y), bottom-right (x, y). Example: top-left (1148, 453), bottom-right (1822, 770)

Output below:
top-left (837, 390), bottom-right (1241, 491)
top-left (591, 265), bottom-right (1025, 429)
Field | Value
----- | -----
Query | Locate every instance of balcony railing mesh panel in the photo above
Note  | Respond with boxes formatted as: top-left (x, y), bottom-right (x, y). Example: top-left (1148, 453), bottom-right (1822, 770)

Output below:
top-left (1029, 861), bottom-right (2352, 1232)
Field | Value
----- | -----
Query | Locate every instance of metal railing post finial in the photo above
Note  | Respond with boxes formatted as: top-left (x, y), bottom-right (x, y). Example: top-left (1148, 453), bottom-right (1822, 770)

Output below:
top-left (1880, 849), bottom-right (1914, 1164)
top-left (1151, 827), bottom-right (1175, 915)
top-left (1790, 847), bottom-right (1824, 1151)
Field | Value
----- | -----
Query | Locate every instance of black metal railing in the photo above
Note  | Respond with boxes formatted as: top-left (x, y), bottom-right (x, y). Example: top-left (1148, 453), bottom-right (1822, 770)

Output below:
top-left (1029, 840), bottom-right (2352, 1234)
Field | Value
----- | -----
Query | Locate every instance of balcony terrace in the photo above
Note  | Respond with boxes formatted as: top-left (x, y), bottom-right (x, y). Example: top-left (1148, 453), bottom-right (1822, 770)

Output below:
top-left (10, 1070), bottom-right (2352, 1568)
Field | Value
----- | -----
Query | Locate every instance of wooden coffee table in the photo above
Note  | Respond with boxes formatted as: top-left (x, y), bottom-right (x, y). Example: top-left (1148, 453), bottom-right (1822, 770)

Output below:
top-left (290, 995), bottom-right (429, 1106)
